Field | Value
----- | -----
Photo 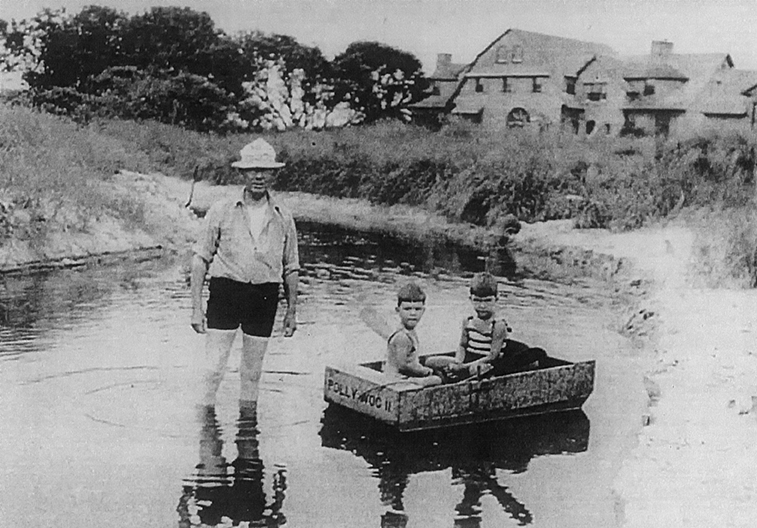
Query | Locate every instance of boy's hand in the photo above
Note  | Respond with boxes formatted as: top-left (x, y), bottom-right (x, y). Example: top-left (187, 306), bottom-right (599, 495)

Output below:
top-left (448, 363), bottom-right (467, 373)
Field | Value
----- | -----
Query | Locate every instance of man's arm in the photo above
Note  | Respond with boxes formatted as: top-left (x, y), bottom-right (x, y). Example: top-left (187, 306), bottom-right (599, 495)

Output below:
top-left (282, 270), bottom-right (298, 337)
top-left (281, 215), bottom-right (300, 338)
top-left (190, 253), bottom-right (210, 334)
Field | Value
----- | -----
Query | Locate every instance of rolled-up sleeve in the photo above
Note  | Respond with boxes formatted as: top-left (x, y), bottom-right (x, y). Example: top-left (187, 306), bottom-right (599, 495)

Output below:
top-left (282, 216), bottom-right (300, 276)
top-left (192, 204), bottom-right (221, 264)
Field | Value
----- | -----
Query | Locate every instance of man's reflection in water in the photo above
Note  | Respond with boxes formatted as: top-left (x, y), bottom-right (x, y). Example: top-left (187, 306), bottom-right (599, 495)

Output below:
top-left (178, 406), bottom-right (287, 527)
top-left (320, 408), bottom-right (589, 527)
top-left (452, 464), bottom-right (531, 527)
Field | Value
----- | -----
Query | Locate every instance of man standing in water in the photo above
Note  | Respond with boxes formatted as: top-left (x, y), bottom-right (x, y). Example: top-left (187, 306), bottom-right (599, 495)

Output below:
top-left (190, 139), bottom-right (299, 411)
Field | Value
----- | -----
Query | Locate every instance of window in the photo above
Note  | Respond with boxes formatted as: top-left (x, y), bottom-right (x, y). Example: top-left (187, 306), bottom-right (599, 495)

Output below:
top-left (502, 77), bottom-right (511, 93)
top-left (584, 82), bottom-right (607, 101)
top-left (532, 77), bottom-right (543, 93)
top-left (507, 107), bottom-right (530, 128)
top-left (496, 46), bottom-right (509, 64)
top-left (565, 78), bottom-right (576, 95)
top-left (512, 45), bottom-right (523, 63)
top-left (475, 79), bottom-right (484, 93)
top-left (643, 82), bottom-right (655, 96)
top-left (431, 85), bottom-right (441, 96)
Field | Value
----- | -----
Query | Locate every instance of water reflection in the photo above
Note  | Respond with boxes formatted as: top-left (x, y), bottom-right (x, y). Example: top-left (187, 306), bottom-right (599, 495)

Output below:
top-left (297, 221), bottom-right (502, 278)
top-left (178, 407), bottom-right (287, 527)
top-left (320, 407), bottom-right (590, 527)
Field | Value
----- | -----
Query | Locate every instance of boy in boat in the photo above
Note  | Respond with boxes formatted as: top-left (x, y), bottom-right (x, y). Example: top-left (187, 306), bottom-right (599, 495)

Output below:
top-left (384, 282), bottom-right (443, 387)
top-left (428, 272), bottom-right (547, 381)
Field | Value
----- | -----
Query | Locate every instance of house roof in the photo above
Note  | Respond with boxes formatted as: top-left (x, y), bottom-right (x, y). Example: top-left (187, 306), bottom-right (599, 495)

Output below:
top-left (624, 64), bottom-right (689, 80)
top-left (430, 62), bottom-right (468, 80)
top-left (467, 28), bottom-right (616, 79)
top-left (409, 94), bottom-right (453, 109)
top-left (689, 68), bottom-right (757, 115)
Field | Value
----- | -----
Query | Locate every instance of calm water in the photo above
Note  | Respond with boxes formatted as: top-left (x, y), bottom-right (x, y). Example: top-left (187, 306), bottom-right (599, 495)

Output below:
top-left (0, 224), bottom-right (647, 528)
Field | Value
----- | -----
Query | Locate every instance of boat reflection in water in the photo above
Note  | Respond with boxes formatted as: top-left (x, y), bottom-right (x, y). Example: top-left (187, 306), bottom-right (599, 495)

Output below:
top-left (320, 407), bottom-right (590, 527)
top-left (177, 407), bottom-right (287, 527)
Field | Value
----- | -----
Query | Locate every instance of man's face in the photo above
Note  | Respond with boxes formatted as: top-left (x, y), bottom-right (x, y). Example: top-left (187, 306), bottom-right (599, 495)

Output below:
top-left (241, 168), bottom-right (275, 198)
top-left (470, 294), bottom-right (497, 319)
top-left (396, 301), bottom-right (425, 330)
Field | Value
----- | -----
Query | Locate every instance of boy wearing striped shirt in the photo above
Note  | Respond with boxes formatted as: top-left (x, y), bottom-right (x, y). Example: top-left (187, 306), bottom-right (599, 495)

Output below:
top-left (445, 272), bottom-right (546, 379)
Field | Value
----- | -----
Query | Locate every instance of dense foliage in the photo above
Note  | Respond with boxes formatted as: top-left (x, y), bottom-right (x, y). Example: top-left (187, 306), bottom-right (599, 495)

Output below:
top-left (0, 6), bottom-right (428, 131)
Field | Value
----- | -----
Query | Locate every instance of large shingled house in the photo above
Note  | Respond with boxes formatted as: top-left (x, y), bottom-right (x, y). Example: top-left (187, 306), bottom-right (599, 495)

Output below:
top-left (414, 29), bottom-right (757, 136)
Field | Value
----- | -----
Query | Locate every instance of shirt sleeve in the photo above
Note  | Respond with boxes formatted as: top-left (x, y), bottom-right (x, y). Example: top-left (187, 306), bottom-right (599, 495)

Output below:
top-left (282, 216), bottom-right (300, 276)
top-left (192, 202), bottom-right (221, 264)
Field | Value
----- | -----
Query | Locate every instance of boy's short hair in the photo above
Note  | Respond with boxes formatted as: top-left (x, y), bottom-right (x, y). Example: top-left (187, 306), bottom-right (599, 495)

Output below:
top-left (397, 282), bottom-right (426, 305)
top-left (469, 272), bottom-right (498, 297)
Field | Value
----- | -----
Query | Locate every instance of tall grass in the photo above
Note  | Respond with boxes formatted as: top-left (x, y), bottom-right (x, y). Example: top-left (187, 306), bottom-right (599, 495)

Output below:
top-left (0, 106), bottom-right (151, 241)
top-left (3, 105), bottom-right (756, 285)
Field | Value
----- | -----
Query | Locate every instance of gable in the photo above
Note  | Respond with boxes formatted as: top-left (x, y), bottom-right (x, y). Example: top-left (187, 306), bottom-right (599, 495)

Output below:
top-left (468, 29), bottom-right (616, 78)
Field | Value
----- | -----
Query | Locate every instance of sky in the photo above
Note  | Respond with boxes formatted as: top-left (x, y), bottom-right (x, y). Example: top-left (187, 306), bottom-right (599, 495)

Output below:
top-left (2, 0), bottom-right (757, 74)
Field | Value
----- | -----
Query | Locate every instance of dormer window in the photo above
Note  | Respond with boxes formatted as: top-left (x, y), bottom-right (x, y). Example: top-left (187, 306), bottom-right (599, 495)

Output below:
top-left (502, 77), bottom-right (511, 93)
top-left (496, 46), bottom-right (509, 64)
top-left (584, 82), bottom-right (607, 101)
top-left (512, 45), bottom-right (523, 63)
top-left (431, 84), bottom-right (441, 96)
top-left (532, 77), bottom-right (543, 93)
top-left (475, 79), bottom-right (484, 93)
top-left (565, 77), bottom-right (576, 95)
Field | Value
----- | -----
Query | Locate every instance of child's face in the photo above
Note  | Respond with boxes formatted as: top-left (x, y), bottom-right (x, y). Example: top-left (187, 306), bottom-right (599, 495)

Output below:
top-left (396, 301), bottom-right (425, 330)
top-left (470, 294), bottom-right (497, 319)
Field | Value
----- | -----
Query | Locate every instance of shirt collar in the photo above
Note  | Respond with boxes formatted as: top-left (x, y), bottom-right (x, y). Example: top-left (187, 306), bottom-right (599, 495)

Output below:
top-left (234, 189), bottom-right (283, 215)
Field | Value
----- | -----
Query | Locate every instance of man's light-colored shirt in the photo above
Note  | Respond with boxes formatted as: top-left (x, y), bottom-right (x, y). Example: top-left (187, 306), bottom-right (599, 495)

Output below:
top-left (193, 190), bottom-right (300, 284)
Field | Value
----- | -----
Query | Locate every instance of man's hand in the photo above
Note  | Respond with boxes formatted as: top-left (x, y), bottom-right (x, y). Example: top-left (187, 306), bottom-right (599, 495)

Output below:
top-left (283, 307), bottom-right (297, 337)
top-left (191, 308), bottom-right (206, 334)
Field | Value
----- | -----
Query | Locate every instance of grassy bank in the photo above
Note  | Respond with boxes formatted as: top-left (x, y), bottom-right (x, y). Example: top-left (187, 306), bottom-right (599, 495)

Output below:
top-left (2, 104), bottom-right (756, 285)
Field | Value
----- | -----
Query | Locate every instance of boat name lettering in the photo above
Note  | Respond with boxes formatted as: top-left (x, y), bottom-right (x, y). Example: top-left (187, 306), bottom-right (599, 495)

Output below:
top-left (327, 378), bottom-right (392, 411)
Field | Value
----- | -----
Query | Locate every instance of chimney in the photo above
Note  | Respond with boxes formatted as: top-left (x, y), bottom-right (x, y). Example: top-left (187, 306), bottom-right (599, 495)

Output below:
top-left (651, 41), bottom-right (674, 64)
top-left (436, 53), bottom-right (452, 74)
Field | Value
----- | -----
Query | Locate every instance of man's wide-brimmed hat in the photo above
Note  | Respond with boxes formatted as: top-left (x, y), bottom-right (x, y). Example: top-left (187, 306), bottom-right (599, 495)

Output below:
top-left (231, 139), bottom-right (285, 169)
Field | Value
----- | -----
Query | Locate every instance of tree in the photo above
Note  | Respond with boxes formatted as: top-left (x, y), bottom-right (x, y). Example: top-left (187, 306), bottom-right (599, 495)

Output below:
top-left (234, 32), bottom-right (356, 130)
top-left (120, 7), bottom-right (244, 96)
top-left (332, 41), bottom-right (429, 123)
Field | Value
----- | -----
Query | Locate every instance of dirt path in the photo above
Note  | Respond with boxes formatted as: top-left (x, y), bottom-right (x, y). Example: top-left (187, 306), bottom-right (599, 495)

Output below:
top-left (519, 221), bottom-right (757, 527)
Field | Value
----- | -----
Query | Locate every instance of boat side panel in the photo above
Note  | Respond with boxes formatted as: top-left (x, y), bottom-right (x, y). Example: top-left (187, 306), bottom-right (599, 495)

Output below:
top-left (324, 366), bottom-right (400, 425)
top-left (397, 360), bottom-right (595, 430)
top-left (397, 382), bottom-right (472, 426)
top-left (484, 361), bottom-right (595, 412)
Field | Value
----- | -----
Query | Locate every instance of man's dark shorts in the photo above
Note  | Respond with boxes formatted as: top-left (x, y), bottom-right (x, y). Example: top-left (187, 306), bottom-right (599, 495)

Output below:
top-left (206, 278), bottom-right (280, 337)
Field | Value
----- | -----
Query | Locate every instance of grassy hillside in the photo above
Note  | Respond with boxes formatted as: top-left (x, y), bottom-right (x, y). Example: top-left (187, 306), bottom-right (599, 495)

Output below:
top-left (2, 104), bottom-right (756, 285)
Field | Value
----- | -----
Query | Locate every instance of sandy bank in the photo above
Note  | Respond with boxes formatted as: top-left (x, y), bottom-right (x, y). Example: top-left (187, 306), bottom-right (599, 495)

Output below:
top-left (520, 220), bottom-right (757, 527)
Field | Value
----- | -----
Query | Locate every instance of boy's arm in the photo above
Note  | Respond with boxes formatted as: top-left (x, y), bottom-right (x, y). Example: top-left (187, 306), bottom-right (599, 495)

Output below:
top-left (454, 318), bottom-right (468, 363)
top-left (488, 319), bottom-right (510, 361)
top-left (389, 333), bottom-right (432, 377)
